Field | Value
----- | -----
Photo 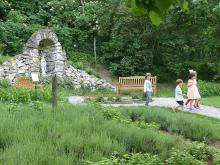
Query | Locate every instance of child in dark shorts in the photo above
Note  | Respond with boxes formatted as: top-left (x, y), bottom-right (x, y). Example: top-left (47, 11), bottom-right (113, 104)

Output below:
top-left (173, 79), bottom-right (186, 111)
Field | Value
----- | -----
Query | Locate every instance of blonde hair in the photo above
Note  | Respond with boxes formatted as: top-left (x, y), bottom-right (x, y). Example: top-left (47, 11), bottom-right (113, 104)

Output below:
top-left (176, 79), bottom-right (183, 85)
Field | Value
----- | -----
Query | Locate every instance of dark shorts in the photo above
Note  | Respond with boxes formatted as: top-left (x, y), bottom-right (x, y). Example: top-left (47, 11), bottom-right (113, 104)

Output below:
top-left (176, 101), bottom-right (184, 106)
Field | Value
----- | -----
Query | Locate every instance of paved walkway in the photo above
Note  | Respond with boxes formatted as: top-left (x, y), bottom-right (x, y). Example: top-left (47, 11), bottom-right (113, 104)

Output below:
top-left (68, 96), bottom-right (220, 120)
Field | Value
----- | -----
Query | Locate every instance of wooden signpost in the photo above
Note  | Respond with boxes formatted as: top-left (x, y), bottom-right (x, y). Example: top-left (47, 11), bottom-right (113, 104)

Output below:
top-left (52, 74), bottom-right (57, 111)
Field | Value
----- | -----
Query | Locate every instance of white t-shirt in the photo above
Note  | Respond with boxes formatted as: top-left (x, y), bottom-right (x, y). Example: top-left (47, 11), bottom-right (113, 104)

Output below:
top-left (175, 85), bottom-right (184, 101)
top-left (144, 80), bottom-right (152, 92)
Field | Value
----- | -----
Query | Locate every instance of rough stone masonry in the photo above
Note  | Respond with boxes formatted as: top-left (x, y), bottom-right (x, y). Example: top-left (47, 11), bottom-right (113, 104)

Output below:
top-left (0, 29), bottom-right (112, 89)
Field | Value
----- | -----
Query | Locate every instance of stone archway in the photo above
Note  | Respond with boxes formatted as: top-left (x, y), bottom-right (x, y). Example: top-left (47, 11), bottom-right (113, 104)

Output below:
top-left (22, 29), bottom-right (67, 79)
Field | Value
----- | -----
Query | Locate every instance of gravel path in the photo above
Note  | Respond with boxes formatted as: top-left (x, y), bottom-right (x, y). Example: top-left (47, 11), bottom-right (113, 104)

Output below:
top-left (68, 96), bottom-right (220, 120)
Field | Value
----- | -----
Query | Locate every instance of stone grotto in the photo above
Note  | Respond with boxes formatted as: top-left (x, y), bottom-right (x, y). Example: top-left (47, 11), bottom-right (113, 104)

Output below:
top-left (0, 29), bottom-right (112, 89)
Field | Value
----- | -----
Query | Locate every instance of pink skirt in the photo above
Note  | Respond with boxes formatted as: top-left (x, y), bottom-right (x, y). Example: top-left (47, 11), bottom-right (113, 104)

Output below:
top-left (187, 85), bottom-right (197, 100)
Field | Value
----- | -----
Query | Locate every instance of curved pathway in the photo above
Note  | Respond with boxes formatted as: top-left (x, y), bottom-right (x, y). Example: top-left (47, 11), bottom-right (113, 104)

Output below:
top-left (68, 96), bottom-right (220, 120)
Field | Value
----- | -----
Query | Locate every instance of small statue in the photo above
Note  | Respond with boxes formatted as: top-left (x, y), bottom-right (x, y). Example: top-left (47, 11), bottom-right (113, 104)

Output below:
top-left (41, 55), bottom-right (47, 76)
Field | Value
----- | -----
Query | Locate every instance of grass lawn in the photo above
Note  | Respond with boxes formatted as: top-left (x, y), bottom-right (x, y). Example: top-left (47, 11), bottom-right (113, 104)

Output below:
top-left (202, 96), bottom-right (220, 108)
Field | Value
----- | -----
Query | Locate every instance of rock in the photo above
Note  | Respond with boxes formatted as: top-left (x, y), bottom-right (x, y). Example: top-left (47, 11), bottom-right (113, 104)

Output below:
top-left (0, 29), bottom-right (114, 89)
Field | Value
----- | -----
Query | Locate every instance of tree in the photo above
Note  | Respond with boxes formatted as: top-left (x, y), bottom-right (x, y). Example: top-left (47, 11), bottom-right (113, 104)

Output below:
top-left (129, 0), bottom-right (189, 26)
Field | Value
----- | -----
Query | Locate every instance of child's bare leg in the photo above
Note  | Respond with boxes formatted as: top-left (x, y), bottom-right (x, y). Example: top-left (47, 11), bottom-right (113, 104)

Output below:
top-left (185, 99), bottom-right (191, 106)
top-left (189, 100), bottom-right (194, 110)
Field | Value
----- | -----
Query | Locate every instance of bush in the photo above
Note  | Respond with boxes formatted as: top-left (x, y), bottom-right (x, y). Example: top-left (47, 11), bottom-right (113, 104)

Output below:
top-left (75, 62), bottom-right (84, 70)
top-left (86, 68), bottom-right (94, 75)
top-left (186, 142), bottom-right (214, 161)
top-left (85, 153), bottom-right (163, 165)
top-left (0, 86), bottom-right (52, 103)
top-left (0, 103), bottom-right (186, 164)
top-left (197, 80), bottom-right (220, 97)
top-left (120, 107), bottom-right (220, 142)
top-left (167, 149), bottom-right (204, 165)
top-left (96, 96), bottom-right (105, 103)
top-left (58, 79), bottom-right (75, 90)
top-left (0, 78), bottom-right (11, 88)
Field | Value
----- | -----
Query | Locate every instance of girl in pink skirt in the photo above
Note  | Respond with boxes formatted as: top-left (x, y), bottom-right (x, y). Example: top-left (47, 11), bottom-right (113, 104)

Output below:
top-left (187, 74), bottom-right (197, 110)
top-left (185, 71), bottom-right (201, 109)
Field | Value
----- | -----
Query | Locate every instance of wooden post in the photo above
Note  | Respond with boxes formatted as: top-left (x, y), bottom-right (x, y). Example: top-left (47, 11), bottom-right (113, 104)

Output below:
top-left (52, 74), bottom-right (57, 111)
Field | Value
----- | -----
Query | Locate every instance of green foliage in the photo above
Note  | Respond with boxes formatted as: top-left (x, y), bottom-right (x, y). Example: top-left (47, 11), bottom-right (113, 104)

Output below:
top-left (115, 96), bottom-right (122, 102)
top-left (58, 79), bottom-right (75, 90)
top-left (1, 0), bottom-right (220, 82)
top-left (197, 80), bottom-right (220, 97)
top-left (167, 149), bottom-right (204, 165)
top-left (0, 78), bottom-right (11, 88)
top-left (130, 0), bottom-right (189, 26)
top-left (96, 96), bottom-right (105, 103)
top-left (103, 107), bottom-right (160, 129)
top-left (187, 142), bottom-right (214, 161)
top-left (0, 55), bottom-right (12, 64)
top-left (120, 107), bottom-right (220, 142)
top-left (86, 152), bottom-right (163, 165)
top-left (86, 68), bottom-right (94, 75)
top-left (0, 103), bottom-right (187, 164)
top-left (0, 86), bottom-right (52, 103)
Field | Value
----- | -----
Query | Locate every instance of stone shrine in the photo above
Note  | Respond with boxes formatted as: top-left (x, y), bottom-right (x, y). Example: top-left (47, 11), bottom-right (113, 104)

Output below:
top-left (0, 29), bottom-right (112, 89)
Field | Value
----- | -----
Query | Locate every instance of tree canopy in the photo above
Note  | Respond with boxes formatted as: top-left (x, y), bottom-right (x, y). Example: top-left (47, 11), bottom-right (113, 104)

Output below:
top-left (0, 0), bottom-right (220, 82)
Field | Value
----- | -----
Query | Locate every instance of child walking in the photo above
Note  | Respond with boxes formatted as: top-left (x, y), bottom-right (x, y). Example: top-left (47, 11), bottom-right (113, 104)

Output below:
top-left (144, 73), bottom-right (152, 106)
top-left (173, 79), bottom-right (185, 111)
top-left (185, 70), bottom-right (201, 109)
top-left (186, 74), bottom-right (197, 111)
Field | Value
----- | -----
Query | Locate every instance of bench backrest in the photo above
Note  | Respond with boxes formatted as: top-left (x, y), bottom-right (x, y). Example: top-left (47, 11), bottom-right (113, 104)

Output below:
top-left (118, 76), bottom-right (157, 86)
top-left (15, 76), bottom-right (33, 89)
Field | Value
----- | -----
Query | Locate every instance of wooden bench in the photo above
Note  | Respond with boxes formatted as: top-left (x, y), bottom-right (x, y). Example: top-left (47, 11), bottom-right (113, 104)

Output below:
top-left (15, 76), bottom-right (44, 89)
top-left (116, 76), bottom-right (157, 96)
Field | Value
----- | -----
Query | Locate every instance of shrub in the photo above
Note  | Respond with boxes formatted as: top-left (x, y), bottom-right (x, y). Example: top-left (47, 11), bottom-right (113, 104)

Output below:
top-left (186, 142), bottom-right (214, 161)
top-left (58, 79), bottom-right (75, 90)
top-left (86, 68), bottom-right (94, 75)
top-left (115, 96), bottom-right (122, 102)
top-left (96, 96), bottom-right (105, 103)
top-left (0, 103), bottom-right (185, 164)
top-left (75, 62), bottom-right (84, 70)
top-left (167, 149), bottom-right (205, 165)
top-left (85, 153), bottom-right (163, 165)
top-left (120, 107), bottom-right (220, 142)
top-left (0, 86), bottom-right (52, 103)
top-left (0, 77), bottom-right (11, 88)
top-left (197, 80), bottom-right (220, 97)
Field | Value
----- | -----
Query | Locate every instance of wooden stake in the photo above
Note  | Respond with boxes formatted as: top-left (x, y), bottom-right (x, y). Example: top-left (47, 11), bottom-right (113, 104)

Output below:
top-left (52, 74), bottom-right (57, 111)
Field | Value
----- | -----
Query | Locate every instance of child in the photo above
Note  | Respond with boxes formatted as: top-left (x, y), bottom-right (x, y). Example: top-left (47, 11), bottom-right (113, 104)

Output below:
top-left (173, 79), bottom-right (185, 111)
top-left (185, 70), bottom-right (201, 109)
top-left (186, 74), bottom-right (197, 111)
top-left (144, 73), bottom-right (152, 106)
top-left (193, 71), bottom-right (201, 109)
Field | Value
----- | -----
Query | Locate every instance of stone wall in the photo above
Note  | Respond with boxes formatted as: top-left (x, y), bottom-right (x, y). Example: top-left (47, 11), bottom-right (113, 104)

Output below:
top-left (0, 29), bottom-right (112, 89)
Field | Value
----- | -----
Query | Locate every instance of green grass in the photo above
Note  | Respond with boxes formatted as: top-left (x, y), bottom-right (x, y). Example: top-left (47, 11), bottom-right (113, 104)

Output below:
top-left (202, 96), bottom-right (220, 108)
top-left (156, 83), bottom-right (174, 97)
top-left (0, 102), bottom-right (188, 164)
top-left (118, 106), bottom-right (220, 142)
top-left (0, 55), bottom-right (12, 64)
top-left (0, 102), bottom-right (220, 164)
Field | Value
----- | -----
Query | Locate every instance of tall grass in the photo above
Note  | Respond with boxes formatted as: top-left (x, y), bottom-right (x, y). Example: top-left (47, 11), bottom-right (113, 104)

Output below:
top-left (119, 106), bottom-right (220, 142)
top-left (0, 103), bottom-right (187, 164)
top-left (0, 86), bottom-right (52, 103)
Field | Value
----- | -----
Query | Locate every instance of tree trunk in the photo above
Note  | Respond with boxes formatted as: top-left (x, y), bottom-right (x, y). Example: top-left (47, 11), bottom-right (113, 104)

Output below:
top-left (81, 0), bottom-right (85, 15)
top-left (93, 35), bottom-right (97, 62)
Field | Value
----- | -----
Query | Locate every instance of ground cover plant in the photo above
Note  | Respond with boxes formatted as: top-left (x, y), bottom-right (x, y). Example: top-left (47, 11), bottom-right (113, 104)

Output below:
top-left (116, 106), bottom-right (220, 143)
top-left (0, 102), bottom-right (219, 164)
